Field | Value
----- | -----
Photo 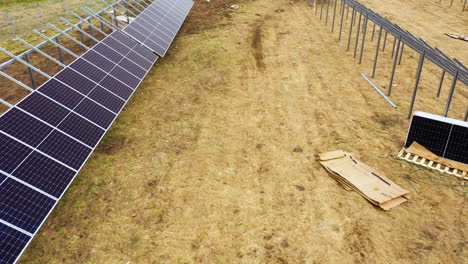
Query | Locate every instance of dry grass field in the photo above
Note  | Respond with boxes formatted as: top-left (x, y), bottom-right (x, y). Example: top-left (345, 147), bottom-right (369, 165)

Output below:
top-left (1, 0), bottom-right (466, 263)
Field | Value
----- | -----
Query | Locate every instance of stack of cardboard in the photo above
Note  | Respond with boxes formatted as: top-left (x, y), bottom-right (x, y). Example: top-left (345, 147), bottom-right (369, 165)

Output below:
top-left (318, 150), bottom-right (410, 210)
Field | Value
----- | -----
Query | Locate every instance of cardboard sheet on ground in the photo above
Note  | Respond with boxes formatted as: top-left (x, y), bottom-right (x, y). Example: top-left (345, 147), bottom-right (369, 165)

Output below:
top-left (318, 150), bottom-right (409, 210)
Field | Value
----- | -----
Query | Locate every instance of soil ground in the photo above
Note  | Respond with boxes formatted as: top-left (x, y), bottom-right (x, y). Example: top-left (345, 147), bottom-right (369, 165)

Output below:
top-left (5, 0), bottom-right (468, 263)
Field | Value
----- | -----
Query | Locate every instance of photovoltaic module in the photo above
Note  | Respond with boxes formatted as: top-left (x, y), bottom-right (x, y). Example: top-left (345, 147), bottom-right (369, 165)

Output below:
top-left (0, 0), bottom-right (193, 263)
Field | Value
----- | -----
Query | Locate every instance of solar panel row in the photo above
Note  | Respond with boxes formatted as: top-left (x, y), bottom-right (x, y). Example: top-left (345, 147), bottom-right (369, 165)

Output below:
top-left (0, 0), bottom-right (193, 262)
top-left (123, 0), bottom-right (194, 57)
top-left (0, 30), bottom-right (157, 264)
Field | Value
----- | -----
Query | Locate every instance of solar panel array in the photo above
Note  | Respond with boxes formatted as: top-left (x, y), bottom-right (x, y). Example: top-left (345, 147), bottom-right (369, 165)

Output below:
top-left (123, 0), bottom-right (194, 57)
top-left (406, 112), bottom-right (468, 164)
top-left (0, 0), bottom-right (193, 263)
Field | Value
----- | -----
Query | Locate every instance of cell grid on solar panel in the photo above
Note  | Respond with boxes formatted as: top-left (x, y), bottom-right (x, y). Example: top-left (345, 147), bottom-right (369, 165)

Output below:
top-left (38, 78), bottom-right (84, 109)
top-left (57, 112), bottom-right (105, 148)
top-left (99, 75), bottom-right (134, 100)
top-left (110, 66), bottom-right (141, 89)
top-left (118, 58), bottom-right (147, 79)
top-left (55, 68), bottom-right (97, 95)
top-left (0, 108), bottom-right (53, 148)
top-left (17, 93), bottom-right (69, 127)
top-left (88, 86), bottom-right (125, 113)
top-left (74, 98), bottom-right (116, 129)
top-left (444, 125), bottom-right (468, 164)
top-left (37, 130), bottom-right (91, 170)
top-left (0, 178), bottom-right (56, 234)
top-left (406, 116), bottom-right (452, 157)
top-left (0, 222), bottom-right (31, 264)
top-left (82, 50), bottom-right (116, 73)
top-left (70, 58), bottom-right (107, 83)
top-left (0, 133), bottom-right (33, 174)
top-left (11, 151), bottom-right (76, 198)
top-left (93, 42), bottom-right (124, 64)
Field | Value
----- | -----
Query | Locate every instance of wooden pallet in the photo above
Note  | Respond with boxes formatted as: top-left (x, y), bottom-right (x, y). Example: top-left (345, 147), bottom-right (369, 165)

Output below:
top-left (397, 150), bottom-right (468, 180)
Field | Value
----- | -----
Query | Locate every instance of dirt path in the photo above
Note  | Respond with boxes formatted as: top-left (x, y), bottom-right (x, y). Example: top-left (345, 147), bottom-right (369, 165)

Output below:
top-left (20, 1), bottom-right (466, 263)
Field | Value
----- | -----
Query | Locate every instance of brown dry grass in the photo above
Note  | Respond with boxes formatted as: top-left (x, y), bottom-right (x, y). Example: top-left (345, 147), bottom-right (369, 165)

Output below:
top-left (13, 0), bottom-right (467, 263)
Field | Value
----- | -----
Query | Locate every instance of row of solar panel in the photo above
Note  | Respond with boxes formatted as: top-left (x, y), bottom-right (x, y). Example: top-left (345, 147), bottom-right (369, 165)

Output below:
top-left (124, 0), bottom-right (194, 56)
top-left (406, 113), bottom-right (468, 164)
top-left (0, 0), bottom-right (193, 262)
top-left (0, 28), bottom-right (158, 264)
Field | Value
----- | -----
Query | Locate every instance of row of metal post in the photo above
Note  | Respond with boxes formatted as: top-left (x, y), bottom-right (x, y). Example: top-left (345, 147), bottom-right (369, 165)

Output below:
top-left (314, 0), bottom-right (467, 121)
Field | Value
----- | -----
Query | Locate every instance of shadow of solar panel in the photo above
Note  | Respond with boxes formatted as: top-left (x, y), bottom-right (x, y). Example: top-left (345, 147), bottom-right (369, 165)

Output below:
top-left (37, 130), bottom-right (91, 170)
top-left (0, 178), bottom-right (55, 234)
top-left (11, 151), bottom-right (76, 198)
top-left (38, 79), bottom-right (84, 109)
top-left (0, 134), bottom-right (32, 174)
top-left (74, 98), bottom-right (116, 129)
top-left (0, 109), bottom-right (53, 148)
top-left (55, 68), bottom-right (97, 95)
top-left (17, 93), bottom-right (70, 127)
top-left (57, 113), bottom-right (105, 148)
top-left (0, 223), bottom-right (31, 264)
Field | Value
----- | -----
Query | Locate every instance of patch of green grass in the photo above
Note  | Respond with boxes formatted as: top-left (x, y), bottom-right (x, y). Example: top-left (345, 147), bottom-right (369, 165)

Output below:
top-left (1, 0), bottom-right (51, 10)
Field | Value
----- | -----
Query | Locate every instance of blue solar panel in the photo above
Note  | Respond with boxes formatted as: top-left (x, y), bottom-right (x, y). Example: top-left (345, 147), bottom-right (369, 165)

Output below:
top-left (38, 79), bottom-right (84, 109)
top-left (17, 93), bottom-right (69, 127)
top-left (123, 0), bottom-right (193, 56)
top-left (0, 178), bottom-right (55, 234)
top-left (99, 75), bottom-right (134, 100)
top-left (74, 98), bottom-right (116, 129)
top-left (0, 222), bottom-right (31, 264)
top-left (0, 108), bottom-right (53, 148)
top-left (0, 1), bottom-right (192, 261)
top-left (143, 38), bottom-right (166, 57)
top-left (111, 31), bottom-right (137, 49)
top-left (93, 42), bottom-right (124, 64)
top-left (88, 86), bottom-right (125, 113)
top-left (103, 35), bottom-right (131, 55)
top-left (57, 113), bottom-right (105, 147)
top-left (55, 68), bottom-right (97, 95)
top-left (70, 58), bottom-right (107, 83)
top-left (110, 66), bottom-right (141, 89)
top-left (133, 45), bottom-right (158, 63)
top-left (118, 58), bottom-right (147, 79)
top-left (0, 134), bottom-right (32, 174)
top-left (126, 50), bottom-right (154, 70)
top-left (82, 50), bottom-right (115, 73)
top-left (11, 151), bottom-right (75, 198)
top-left (37, 130), bottom-right (91, 170)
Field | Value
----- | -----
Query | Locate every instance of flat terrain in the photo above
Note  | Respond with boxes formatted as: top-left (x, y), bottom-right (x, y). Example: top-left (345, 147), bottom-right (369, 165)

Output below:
top-left (7, 0), bottom-right (468, 263)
